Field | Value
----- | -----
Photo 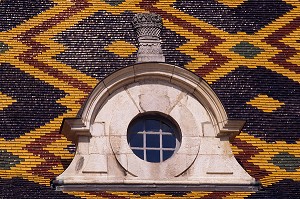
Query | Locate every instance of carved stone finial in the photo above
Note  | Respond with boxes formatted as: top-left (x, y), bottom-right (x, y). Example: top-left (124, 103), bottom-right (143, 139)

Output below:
top-left (132, 13), bottom-right (165, 63)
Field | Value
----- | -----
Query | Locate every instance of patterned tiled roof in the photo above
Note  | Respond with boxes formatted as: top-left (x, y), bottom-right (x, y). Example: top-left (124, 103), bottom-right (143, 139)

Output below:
top-left (0, 0), bottom-right (300, 198)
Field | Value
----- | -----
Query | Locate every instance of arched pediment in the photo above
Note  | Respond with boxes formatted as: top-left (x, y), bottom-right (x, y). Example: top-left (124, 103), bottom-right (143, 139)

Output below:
top-left (78, 62), bottom-right (243, 139)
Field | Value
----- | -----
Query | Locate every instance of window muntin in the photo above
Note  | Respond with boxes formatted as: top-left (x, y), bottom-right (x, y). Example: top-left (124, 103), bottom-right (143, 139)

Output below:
top-left (127, 115), bottom-right (181, 163)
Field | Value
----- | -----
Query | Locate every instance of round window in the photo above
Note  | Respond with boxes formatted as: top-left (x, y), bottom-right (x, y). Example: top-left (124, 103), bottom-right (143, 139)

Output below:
top-left (127, 113), bottom-right (181, 163)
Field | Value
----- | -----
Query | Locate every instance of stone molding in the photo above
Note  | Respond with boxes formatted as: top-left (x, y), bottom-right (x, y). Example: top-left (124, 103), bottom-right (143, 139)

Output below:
top-left (80, 63), bottom-right (231, 135)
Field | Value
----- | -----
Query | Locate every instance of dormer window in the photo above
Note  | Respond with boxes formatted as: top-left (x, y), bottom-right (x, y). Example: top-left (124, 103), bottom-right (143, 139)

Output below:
top-left (53, 13), bottom-right (259, 192)
top-left (53, 62), bottom-right (259, 191)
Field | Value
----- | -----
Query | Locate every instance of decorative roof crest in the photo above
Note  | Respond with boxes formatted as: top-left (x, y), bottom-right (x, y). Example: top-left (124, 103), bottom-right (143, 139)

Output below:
top-left (132, 13), bottom-right (165, 63)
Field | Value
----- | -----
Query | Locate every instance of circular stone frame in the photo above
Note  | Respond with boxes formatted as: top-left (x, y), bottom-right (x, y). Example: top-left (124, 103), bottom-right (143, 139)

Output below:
top-left (127, 112), bottom-right (182, 163)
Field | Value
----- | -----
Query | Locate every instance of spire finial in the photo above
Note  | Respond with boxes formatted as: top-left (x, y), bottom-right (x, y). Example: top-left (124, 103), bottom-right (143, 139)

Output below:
top-left (132, 13), bottom-right (165, 63)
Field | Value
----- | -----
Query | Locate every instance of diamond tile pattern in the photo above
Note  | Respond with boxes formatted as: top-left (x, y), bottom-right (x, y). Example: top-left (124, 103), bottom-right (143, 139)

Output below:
top-left (0, 63), bottom-right (68, 140)
top-left (270, 152), bottom-right (300, 172)
top-left (231, 41), bottom-right (264, 59)
top-left (0, 92), bottom-right (16, 111)
top-left (213, 66), bottom-right (300, 143)
top-left (104, 40), bottom-right (137, 58)
top-left (0, 150), bottom-right (24, 170)
top-left (216, 0), bottom-right (247, 8)
top-left (246, 94), bottom-right (284, 112)
top-left (0, 41), bottom-right (9, 54)
top-left (0, 0), bottom-right (300, 198)
top-left (0, 0), bottom-right (54, 32)
top-left (105, 0), bottom-right (126, 6)
top-left (174, 0), bottom-right (294, 34)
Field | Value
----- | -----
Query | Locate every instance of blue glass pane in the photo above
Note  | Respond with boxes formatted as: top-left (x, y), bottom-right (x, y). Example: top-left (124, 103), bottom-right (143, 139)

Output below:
top-left (145, 119), bottom-right (160, 132)
top-left (129, 120), bottom-right (143, 133)
top-left (146, 134), bottom-right (160, 148)
top-left (161, 122), bottom-right (171, 132)
top-left (129, 133), bottom-right (143, 147)
top-left (146, 150), bottom-right (160, 162)
top-left (162, 134), bottom-right (176, 148)
top-left (163, 150), bottom-right (174, 161)
top-left (133, 149), bottom-right (144, 160)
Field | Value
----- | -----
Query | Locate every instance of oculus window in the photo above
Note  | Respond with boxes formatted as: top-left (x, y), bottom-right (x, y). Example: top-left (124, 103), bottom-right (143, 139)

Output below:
top-left (127, 114), bottom-right (181, 163)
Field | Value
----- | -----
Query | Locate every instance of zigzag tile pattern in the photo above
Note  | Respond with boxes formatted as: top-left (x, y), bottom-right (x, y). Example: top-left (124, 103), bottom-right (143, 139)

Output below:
top-left (0, 63), bottom-right (67, 140)
top-left (0, 0), bottom-right (300, 198)
top-left (174, 0), bottom-right (294, 34)
top-left (0, 0), bottom-right (54, 32)
top-left (212, 66), bottom-right (300, 143)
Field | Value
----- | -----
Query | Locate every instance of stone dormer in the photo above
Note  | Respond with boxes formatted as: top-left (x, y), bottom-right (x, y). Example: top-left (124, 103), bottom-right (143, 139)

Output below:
top-left (52, 13), bottom-right (259, 192)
